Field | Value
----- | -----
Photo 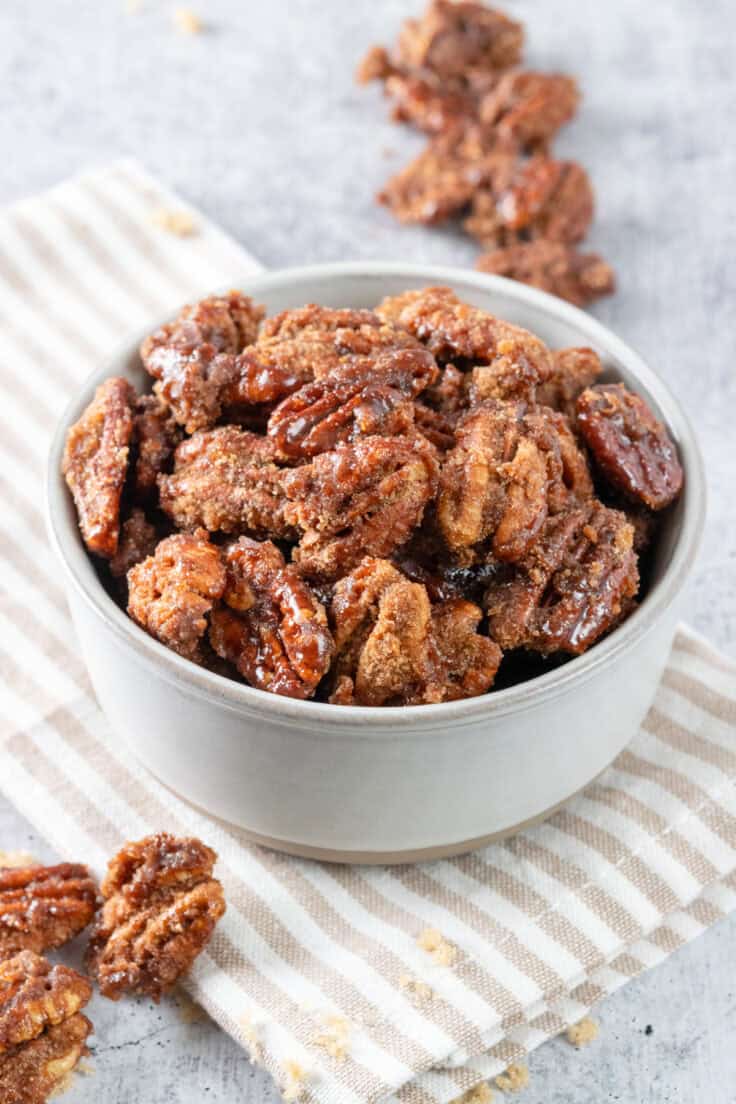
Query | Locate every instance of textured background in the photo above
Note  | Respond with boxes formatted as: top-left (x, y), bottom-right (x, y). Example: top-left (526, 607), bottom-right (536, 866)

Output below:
top-left (1, 1), bottom-right (734, 1101)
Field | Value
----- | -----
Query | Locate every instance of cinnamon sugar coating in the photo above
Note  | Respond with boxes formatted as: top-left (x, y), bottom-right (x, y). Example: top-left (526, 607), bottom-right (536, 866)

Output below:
top-left (285, 435), bottom-right (440, 580)
top-left (159, 426), bottom-right (293, 538)
top-left (576, 384), bottom-right (684, 510)
top-left (479, 70), bottom-right (580, 147)
top-left (329, 557), bottom-right (501, 705)
top-left (0, 865), bottom-right (98, 958)
top-left (0, 951), bottom-right (92, 1055)
top-left (86, 833), bottom-right (225, 1001)
top-left (209, 538), bottom-right (334, 698)
top-left (476, 240), bottom-right (616, 306)
top-left (109, 507), bottom-right (159, 580)
top-left (536, 346), bottom-right (603, 419)
top-left (62, 376), bottom-right (135, 558)
top-left (437, 400), bottom-right (592, 563)
top-left (0, 1011), bottom-right (92, 1104)
top-left (127, 530), bottom-right (226, 661)
top-left (133, 392), bottom-right (181, 497)
top-left (485, 500), bottom-right (639, 654)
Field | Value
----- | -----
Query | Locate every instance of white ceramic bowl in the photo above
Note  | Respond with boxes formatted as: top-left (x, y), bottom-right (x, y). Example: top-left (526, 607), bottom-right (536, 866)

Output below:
top-left (46, 263), bottom-right (705, 863)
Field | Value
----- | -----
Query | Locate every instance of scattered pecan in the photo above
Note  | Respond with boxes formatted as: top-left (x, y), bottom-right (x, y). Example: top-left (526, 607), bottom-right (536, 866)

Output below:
top-left (395, 1), bottom-right (524, 86)
top-left (437, 400), bottom-right (592, 563)
top-left (479, 71), bottom-right (580, 148)
top-left (127, 530), bottom-right (226, 661)
top-left (86, 833), bottom-right (225, 1001)
top-left (141, 292), bottom-right (265, 432)
top-left (267, 347), bottom-right (437, 458)
top-left (0, 951), bottom-right (92, 1055)
top-left (0, 865), bottom-right (98, 957)
top-left (285, 435), bottom-right (439, 579)
top-left (109, 507), bottom-right (159, 579)
top-left (133, 392), bottom-right (181, 497)
top-left (476, 240), bottom-right (616, 306)
top-left (0, 951), bottom-right (92, 1104)
top-left (209, 538), bottom-right (334, 698)
top-left (62, 376), bottom-right (135, 558)
top-left (158, 426), bottom-right (293, 539)
top-left (329, 557), bottom-right (500, 704)
top-left (576, 383), bottom-right (684, 510)
top-left (536, 346), bottom-right (603, 418)
top-left (485, 500), bottom-right (639, 654)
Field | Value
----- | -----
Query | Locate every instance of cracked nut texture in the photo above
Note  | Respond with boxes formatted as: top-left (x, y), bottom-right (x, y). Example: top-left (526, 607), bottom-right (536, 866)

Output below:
top-left (209, 538), bottom-right (334, 698)
top-left (86, 833), bottom-right (225, 1001)
top-left (0, 864), bottom-right (98, 958)
top-left (62, 376), bottom-right (135, 558)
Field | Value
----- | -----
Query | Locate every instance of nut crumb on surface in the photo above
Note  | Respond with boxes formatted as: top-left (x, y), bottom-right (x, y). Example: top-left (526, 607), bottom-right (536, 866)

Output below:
top-left (313, 1013), bottom-right (351, 1061)
top-left (173, 8), bottom-right (203, 34)
top-left (282, 1059), bottom-right (310, 1101)
top-left (150, 207), bottom-right (197, 236)
top-left (417, 926), bottom-right (458, 967)
top-left (566, 1017), bottom-right (599, 1047)
top-left (398, 973), bottom-right (434, 1001)
top-left (451, 1083), bottom-right (494, 1104)
top-left (494, 1062), bottom-right (529, 1092)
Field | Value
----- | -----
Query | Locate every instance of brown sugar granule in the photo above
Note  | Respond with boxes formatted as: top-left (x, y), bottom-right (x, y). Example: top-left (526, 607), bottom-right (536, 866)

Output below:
top-left (494, 1062), bottom-right (529, 1092)
top-left (451, 1080), bottom-right (494, 1103)
top-left (566, 1016), bottom-right (599, 1047)
top-left (150, 208), bottom-right (197, 236)
top-left (312, 1013), bottom-right (351, 1062)
top-left (173, 9), bottom-right (203, 34)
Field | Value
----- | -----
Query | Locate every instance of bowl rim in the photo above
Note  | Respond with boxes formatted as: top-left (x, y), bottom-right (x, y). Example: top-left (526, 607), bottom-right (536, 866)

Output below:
top-left (46, 261), bottom-right (706, 732)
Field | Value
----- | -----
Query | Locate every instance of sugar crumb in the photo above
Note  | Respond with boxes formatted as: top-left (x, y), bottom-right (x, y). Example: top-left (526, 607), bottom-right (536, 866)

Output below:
top-left (398, 973), bottom-right (434, 1001)
top-left (451, 1082), bottom-right (493, 1103)
top-left (173, 8), bottom-right (203, 34)
top-left (150, 207), bottom-right (197, 236)
top-left (566, 1017), bottom-right (599, 1047)
top-left (238, 1013), bottom-right (263, 1065)
top-left (282, 1059), bottom-right (310, 1101)
top-left (313, 1013), bottom-right (351, 1061)
top-left (0, 850), bottom-right (36, 868)
top-left (417, 927), bottom-right (458, 967)
top-left (494, 1062), bottom-right (529, 1092)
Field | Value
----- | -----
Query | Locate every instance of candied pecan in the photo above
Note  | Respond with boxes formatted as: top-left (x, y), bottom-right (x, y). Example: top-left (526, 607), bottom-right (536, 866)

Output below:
top-left (476, 240), bottom-right (616, 306)
top-left (479, 71), bottom-right (580, 148)
top-left (381, 286), bottom-right (553, 398)
top-left (141, 292), bottom-right (265, 432)
top-left (284, 435), bottom-right (439, 580)
top-left (0, 865), bottom-right (98, 957)
top-left (536, 346), bottom-right (603, 419)
top-left (356, 44), bottom-right (395, 85)
top-left (267, 347), bottom-right (437, 458)
top-left (378, 124), bottom-right (514, 225)
top-left (109, 508), bottom-right (159, 579)
top-left (413, 402), bottom-right (457, 450)
top-left (159, 426), bottom-right (293, 538)
top-left (0, 1011), bottom-right (92, 1104)
top-left (395, 1), bottom-right (523, 85)
top-left (208, 538), bottom-right (334, 698)
top-left (384, 72), bottom-right (477, 134)
top-left (62, 376), bottom-right (135, 558)
top-left (0, 951), bottom-right (92, 1055)
top-left (437, 400), bottom-right (592, 563)
top-left (127, 530), bottom-right (226, 661)
top-left (576, 383), bottom-right (683, 510)
top-left (329, 557), bottom-right (500, 705)
top-left (485, 500), bottom-right (639, 654)
top-left (86, 833), bottom-right (225, 1001)
top-left (465, 158), bottom-right (594, 248)
top-left (133, 393), bottom-right (181, 497)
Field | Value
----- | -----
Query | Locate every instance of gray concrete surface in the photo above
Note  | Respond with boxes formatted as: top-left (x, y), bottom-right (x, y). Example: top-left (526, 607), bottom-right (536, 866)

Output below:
top-left (1, 0), bottom-right (734, 1100)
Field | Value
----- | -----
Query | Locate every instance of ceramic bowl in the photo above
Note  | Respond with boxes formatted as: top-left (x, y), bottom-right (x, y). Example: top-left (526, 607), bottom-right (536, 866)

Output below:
top-left (46, 263), bottom-right (705, 863)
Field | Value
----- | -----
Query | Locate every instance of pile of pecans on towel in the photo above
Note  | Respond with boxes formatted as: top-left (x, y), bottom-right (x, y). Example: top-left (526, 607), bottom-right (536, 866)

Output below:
top-left (357, 0), bottom-right (615, 307)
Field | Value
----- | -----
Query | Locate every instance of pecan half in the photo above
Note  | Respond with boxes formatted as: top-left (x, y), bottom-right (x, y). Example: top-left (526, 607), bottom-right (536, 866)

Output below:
top-left (576, 383), bottom-right (684, 510)
top-left (0, 951), bottom-right (92, 1055)
top-left (0, 1011), bottom-right (92, 1104)
top-left (127, 530), bottom-right (226, 661)
top-left (62, 376), bottom-right (135, 558)
top-left (395, 1), bottom-right (523, 85)
top-left (437, 400), bottom-right (592, 563)
top-left (485, 500), bottom-right (639, 654)
top-left (285, 435), bottom-right (439, 579)
top-left (329, 557), bottom-right (500, 705)
top-left (479, 70), bottom-right (580, 148)
top-left (267, 347), bottom-right (437, 458)
top-left (209, 538), bottom-right (334, 698)
top-left (86, 833), bottom-right (225, 1001)
top-left (141, 292), bottom-right (265, 432)
top-left (159, 426), bottom-right (293, 539)
top-left (0, 865), bottom-right (98, 957)
top-left (476, 240), bottom-right (616, 306)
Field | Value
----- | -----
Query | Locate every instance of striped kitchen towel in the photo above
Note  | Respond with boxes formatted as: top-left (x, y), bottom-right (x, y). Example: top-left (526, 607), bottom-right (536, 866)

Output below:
top-left (1, 160), bottom-right (735, 1104)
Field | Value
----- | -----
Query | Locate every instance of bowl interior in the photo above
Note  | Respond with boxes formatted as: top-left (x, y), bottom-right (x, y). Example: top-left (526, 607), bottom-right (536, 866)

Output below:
top-left (47, 263), bottom-right (704, 726)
